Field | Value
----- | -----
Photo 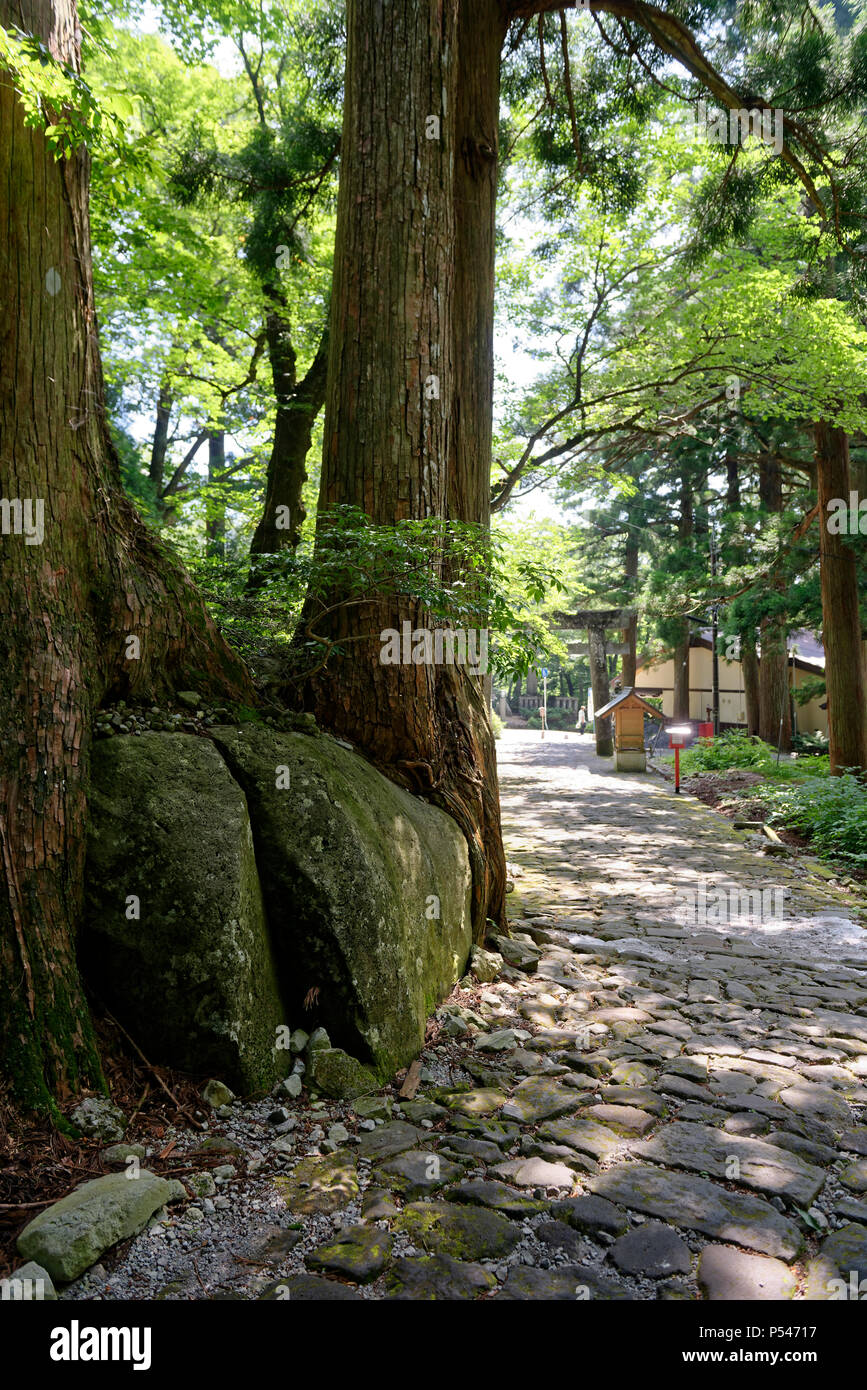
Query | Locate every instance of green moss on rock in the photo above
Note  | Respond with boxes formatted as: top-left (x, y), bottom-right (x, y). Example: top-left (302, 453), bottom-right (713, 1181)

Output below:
top-left (81, 734), bottom-right (288, 1092)
top-left (17, 1172), bottom-right (172, 1283)
top-left (307, 1048), bottom-right (377, 1099)
top-left (395, 1201), bottom-right (521, 1261)
top-left (212, 726), bottom-right (473, 1078)
top-left (274, 1151), bottom-right (359, 1214)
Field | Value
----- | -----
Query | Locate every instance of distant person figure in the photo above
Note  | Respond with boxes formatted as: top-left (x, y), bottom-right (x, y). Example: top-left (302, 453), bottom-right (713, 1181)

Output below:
top-left (577, 706), bottom-right (587, 734)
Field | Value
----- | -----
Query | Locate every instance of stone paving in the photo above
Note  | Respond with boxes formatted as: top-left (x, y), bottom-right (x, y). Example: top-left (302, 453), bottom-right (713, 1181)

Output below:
top-left (62, 730), bottom-right (867, 1301)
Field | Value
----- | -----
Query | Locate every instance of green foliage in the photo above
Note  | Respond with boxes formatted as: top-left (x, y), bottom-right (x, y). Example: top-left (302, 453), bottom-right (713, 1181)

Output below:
top-left (87, 27), bottom-right (272, 509)
top-left (680, 731), bottom-right (779, 774)
top-left (189, 553), bottom-right (301, 672)
top-left (679, 729), bottom-right (833, 781)
top-left (170, 110), bottom-right (339, 281)
top-left (793, 674), bottom-right (827, 707)
top-left (190, 507), bottom-right (568, 685)
top-left (490, 710), bottom-right (504, 740)
top-left (106, 400), bottom-right (160, 525)
top-left (38, 0), bottom-right (867, 736)
top-left (762, 774), bottom-right (867, 868)
top-left (792, 730), bottom-right (830, 755)
top-left (291, 507), bottom-right (567, 683)
top-left (0, 23), bottom-right (138, 161)
top-left (85, 9), bottom-right (336, 553)
top-left (515, 13), bottom-right (656, 219)
top-left (526, 706), bottom-right (575, 730)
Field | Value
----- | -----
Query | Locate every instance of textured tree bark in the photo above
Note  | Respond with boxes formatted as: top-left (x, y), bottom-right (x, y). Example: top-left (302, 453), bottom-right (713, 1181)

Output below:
top-left (149, 381), bottom-right (173, 495)
top-left (588, 626), bottom-right (613, 756)
top-left (293, 0), bottom-right (509, 937)
top-left (0, 0), bottom-right (254, 1114)
top-left (247, 306), bottom-right (329, 570)
top-left (850, 454), bottom-right (867, 688)
top-left (725, 451), bottom-right (739, 510)
top-left (815, 422), bottom-right (867, 772)
top-left (451, 0), bottom-right (506, 532)
top-left (741, 633), bottom-right (760, 735)
top-left (621, 531), bottom-right (639, 686)
top-left (757, 453), bottom-right (791, 751)
top-left (440, 0), bottom-right (510, 934)
top-left (206, 430), bottom-right (226, 559)
top-left (723, 454), bottom-right (760, 735)
top-left (758, 625), bottom-right (791, 750)
top-left (672, 630), bottom-right (690, 721)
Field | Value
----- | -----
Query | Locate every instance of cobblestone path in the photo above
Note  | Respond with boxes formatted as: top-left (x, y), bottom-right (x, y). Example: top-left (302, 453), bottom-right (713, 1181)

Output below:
top-left (478, 731), bottom-right (867, 1298)
top-left (68, 731), bottom-right (867, 1302)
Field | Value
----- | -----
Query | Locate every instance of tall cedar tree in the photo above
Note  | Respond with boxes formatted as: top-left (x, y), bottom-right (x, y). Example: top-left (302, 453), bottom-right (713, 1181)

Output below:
top-left (0, 0), bottom-right (254, 1114)
top-left (293, 0), bottom-right (510, 938)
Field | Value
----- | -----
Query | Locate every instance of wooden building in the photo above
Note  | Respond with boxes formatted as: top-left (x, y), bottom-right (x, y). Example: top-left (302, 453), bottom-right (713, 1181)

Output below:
top-left (634, 631), bottom-right (828, 736)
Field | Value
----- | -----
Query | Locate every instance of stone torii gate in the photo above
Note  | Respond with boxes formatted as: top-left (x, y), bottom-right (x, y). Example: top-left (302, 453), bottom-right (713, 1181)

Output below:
top-left (553, 609), bottom-right (637, 758)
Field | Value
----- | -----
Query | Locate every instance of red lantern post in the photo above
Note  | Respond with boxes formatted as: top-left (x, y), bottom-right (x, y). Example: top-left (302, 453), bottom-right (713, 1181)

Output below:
top-left (668, 725), bottom-right (691, 794)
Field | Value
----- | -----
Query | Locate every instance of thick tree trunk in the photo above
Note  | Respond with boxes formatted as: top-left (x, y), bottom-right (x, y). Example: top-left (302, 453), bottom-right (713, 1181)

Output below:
top-left (724, 455), bottom-right (760, 735)
top-left (439, 0), bottom-right (510, 932)
top-left (621, 531), bottom-right (638, 685)
top-left (248, 308), bottom-right (328, 571)
top-left (726, 452), bottom-right (739, 510)
top-left (741, 632), bottom-right (760, 735)
top-left (293, 0), bottom-right (508, 937)
top-left (149, 381), bottom-right (172, 495)
top-left (451, 0), bottom-right (505, 530)
top-left (757, 626), bottom-right (791, 750)
top-left (621, 625), bottom-right (637, 687)
top-left (672, 629), bottom-right (690, 721)
top-left (757, 453), bottom-right (791, 750)
top-left (588, 626), bottom-right (613, 756)
top-left (850, 455), bottom-right (867, 689)
top-left (206, 430), bottom-right (226, 559)
top-left (0, 0), bottom-right (253, 1115)
top-left (815, 422), bottom-right (867, 772)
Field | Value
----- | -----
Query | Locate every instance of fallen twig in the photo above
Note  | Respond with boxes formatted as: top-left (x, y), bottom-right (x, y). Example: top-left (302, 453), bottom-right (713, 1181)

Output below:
top-left (129, 1083), bottom-right (151, 1124)
top-left (0, 1197), bottom-right (57, 1209)
top-left (101, 1009), bottom-right (203, 1131)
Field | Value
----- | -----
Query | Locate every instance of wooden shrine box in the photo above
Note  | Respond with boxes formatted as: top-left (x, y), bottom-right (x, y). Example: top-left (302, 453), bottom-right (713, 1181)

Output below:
top-left (593, 687), bottom-right (661, 772)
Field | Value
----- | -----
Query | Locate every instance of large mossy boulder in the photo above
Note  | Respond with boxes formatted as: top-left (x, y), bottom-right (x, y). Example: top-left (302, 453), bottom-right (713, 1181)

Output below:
top-left (17, 1171), bottom-right (172, 1283)
top-left (82, 734), bottom-right (288, 1091)
top-left (212, 725), bottom-right (472, 1078)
